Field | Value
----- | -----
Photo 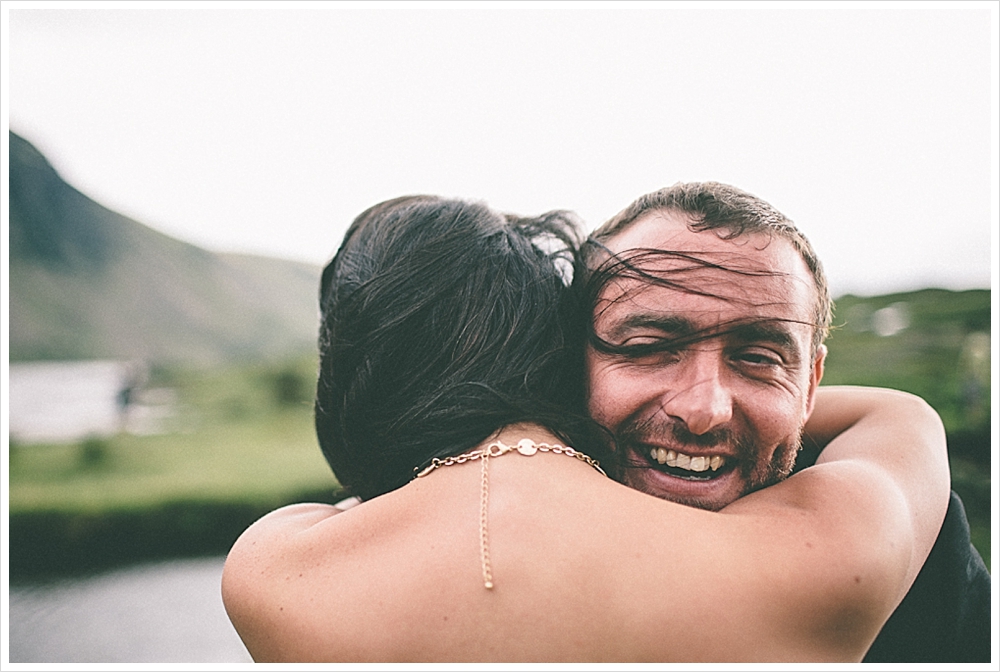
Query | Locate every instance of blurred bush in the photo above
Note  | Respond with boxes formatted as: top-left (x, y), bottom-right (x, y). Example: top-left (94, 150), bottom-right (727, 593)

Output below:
top-left (78, 436), bottom-right (111, 470)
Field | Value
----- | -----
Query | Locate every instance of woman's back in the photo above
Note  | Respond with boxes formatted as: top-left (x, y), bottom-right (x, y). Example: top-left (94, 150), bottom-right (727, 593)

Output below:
top-left (223, 426), bottom-right (902, 662)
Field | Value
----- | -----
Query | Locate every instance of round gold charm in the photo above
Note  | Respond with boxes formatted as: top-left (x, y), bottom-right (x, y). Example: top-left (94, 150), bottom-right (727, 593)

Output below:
top-left (516, 439), bottom-right (538, 456)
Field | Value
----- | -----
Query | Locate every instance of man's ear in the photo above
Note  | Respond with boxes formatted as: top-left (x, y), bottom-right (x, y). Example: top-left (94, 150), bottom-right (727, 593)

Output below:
top-left (804, 344), bottom-right (827, 418)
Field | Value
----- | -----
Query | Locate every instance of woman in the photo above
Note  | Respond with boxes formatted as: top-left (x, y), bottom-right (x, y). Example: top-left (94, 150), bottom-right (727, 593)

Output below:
top-left (222, 196), bottom-right (948, 661)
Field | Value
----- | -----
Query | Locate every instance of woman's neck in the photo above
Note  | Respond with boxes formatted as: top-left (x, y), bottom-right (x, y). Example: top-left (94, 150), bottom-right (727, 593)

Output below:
top-left (490, 422), bottom-right (566, 447)
top-left (408, 422), bottom-right (609, 590)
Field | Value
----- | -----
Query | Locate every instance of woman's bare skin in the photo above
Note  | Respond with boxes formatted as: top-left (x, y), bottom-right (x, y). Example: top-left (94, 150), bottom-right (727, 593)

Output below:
top-left (222, 386), bottom-right (948, 662)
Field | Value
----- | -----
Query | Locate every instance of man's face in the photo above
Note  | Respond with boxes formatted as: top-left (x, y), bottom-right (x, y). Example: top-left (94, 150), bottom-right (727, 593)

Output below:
top-left (586, 210), bottom-right (825, 511)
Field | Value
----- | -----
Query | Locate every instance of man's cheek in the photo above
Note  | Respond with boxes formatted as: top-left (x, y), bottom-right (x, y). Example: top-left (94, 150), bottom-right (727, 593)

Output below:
top-left (583, 352), bottom-right (605, 416)
top-left (585, 383), bottom-right (608, 423)
top-left (585, 370), bottom-right (618, 426)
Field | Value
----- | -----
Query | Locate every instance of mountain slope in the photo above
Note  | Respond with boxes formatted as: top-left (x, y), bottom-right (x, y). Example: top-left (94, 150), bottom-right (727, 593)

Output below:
top-left (8, 131), bottom-right (321, 364)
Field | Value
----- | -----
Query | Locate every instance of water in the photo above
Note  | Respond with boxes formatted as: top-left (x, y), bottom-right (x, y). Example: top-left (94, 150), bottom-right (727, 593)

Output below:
top-left (8, 360), bottom-right (172, 443)
top-left (8, 556), bottom-right (252, 663)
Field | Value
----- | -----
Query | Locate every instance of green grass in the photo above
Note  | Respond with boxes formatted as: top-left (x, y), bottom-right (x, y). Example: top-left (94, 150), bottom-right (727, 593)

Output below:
top-left (8, 409), bottom-right (335, 514)
top-left (9, 356), bottom-right (338, 515)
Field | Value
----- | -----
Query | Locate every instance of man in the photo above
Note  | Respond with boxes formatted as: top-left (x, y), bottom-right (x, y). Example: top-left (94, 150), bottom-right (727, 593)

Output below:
top-left (581, 181), bottom-right (990, 662)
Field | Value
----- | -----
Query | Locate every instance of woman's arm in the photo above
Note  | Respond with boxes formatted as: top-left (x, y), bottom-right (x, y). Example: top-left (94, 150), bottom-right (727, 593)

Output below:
top-left (804, 386), bottom-right (949, 486)
top-left (753, 385), bottom-right (950, 564)
top-left (802, 385), bottom-right (950, 567)
top-left (715, 385), bottom-right (949, 657)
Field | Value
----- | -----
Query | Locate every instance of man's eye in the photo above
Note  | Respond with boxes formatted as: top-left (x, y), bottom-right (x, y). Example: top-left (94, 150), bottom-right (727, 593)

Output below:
top-left (621, 335), bottom-right (663, 347)
top-left (616, 339), bottom-right (682, 364)
top-left (734, 349), bottom-right (783, 367)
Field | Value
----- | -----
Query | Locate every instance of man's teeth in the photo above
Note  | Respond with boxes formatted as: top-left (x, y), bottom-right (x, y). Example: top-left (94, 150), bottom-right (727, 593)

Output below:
top-left (649, 448), bottom-right (724, 472)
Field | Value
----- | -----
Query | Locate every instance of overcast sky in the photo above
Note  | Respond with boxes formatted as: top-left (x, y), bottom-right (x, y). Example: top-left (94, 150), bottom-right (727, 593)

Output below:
top-left (5, 3), bottom-right (997, 297)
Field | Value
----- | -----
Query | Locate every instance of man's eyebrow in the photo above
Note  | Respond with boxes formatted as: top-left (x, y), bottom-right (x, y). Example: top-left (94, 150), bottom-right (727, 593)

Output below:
top-left (601, 314), bottom-right (807, 359)
top-left (605, 314), bottom-right (696, 341)
top-left (727, 320), bottom-right (800, 352)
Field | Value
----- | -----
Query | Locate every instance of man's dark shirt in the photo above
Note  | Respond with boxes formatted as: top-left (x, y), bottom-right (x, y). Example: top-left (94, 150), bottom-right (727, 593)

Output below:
top-left (795, 447), bottom-right (991, 662)
top-left (863, 491), bottom-right (991, 663)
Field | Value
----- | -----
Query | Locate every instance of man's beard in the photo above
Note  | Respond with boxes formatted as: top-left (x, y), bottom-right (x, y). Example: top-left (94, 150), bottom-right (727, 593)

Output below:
top-left (616, 413), bottom-right (802, 511)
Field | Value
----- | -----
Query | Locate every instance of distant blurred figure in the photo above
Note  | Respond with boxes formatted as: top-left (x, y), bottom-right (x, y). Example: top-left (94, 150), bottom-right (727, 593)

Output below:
top-left (115, 361), bottom-right (146, 434)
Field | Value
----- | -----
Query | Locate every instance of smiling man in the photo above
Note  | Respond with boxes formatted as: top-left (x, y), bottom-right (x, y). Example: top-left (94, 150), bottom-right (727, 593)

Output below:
top-left (584, 199), bottom-right (826, 511)
top-left (580, 182), bottom-right (990, 662)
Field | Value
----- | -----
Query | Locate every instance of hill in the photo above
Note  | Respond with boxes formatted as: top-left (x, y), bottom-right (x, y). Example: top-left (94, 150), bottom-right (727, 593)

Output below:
top-left (8, 131), bottom-right (321, 365)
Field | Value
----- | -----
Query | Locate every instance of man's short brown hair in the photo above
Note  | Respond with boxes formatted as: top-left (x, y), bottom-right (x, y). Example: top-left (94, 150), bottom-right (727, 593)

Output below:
top-left (587, 181), bottom-right (832, 355)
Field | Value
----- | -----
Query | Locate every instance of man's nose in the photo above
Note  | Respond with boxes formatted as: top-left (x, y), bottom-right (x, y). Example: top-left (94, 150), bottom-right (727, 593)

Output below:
top-left (660, 352), bottom-right (733, 435)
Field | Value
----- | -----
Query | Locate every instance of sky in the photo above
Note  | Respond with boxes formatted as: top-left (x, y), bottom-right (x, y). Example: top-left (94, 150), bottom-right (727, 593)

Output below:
top-left (4, 2), bottom-right (997, 298)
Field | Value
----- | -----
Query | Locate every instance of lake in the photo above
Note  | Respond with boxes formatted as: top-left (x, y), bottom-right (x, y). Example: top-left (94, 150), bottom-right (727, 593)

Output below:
top-left (8, 556), bottom-right (252, 663)
top-left (8, 360), bottom-right (173, 443)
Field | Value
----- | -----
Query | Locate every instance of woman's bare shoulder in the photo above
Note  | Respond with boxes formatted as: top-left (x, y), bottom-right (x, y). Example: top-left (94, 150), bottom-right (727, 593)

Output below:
top-left (230, 501), bottom-right (342, 555)
top-left (221, 504), bottom-right (349, 634)
top-left (224, 500), bottom-right (360, 575)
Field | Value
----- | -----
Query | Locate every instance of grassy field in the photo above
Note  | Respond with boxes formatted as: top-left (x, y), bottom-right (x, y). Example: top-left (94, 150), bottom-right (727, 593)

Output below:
top-left (9, 356), bottom-right (336, 514)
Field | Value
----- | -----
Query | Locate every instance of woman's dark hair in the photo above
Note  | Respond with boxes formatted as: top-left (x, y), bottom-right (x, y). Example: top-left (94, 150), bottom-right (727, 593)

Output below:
top-left (316, 195), bottom-right (612, 500)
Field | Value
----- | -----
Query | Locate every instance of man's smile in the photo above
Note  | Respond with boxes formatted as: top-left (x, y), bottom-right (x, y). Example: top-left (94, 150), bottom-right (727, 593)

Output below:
top-left (649, 447), bottom-right (726, 472)
top-left (633, 442), bottom-right (734, 481)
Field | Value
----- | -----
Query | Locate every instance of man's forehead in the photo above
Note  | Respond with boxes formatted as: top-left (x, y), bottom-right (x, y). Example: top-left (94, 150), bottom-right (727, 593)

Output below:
top-left (604, 210), bottom-right (775, 261)
top-left (596, 283), bottom-right (815, 330)
top-left (603, 210), bottom-right (697, 254)
top-left (596, 210), bottom-right (818, 327)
